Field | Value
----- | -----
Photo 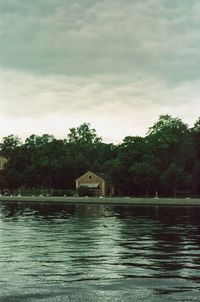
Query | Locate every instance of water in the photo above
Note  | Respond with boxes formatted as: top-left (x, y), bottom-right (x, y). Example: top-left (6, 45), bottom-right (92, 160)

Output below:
top-left (0, 202), bottom-right (200, 301)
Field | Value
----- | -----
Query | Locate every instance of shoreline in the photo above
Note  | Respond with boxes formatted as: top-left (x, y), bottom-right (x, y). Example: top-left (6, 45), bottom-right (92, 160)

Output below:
top-left (0, 196), bottom-right (200, 206)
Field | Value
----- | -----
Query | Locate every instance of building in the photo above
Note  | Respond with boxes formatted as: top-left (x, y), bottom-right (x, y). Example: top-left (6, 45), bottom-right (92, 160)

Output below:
top-left (0, 156), bottom-right (7, 170)
top-left (75, 171), bottom-right (114, 197)
top-left (0, 156), bottom-right (7, 194)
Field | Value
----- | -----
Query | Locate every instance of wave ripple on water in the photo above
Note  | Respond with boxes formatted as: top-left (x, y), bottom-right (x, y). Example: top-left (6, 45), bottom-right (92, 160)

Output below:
top-left (0, 202), bottom-right (200, 301)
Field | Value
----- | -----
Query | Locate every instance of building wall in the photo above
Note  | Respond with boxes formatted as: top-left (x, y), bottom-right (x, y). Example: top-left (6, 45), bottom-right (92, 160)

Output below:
top-left (76, 171), bottom-right (114, 197)
top-left (76, 171), bottom-right (104, 196)
top-left (0, 156), bottom-right (7, 170)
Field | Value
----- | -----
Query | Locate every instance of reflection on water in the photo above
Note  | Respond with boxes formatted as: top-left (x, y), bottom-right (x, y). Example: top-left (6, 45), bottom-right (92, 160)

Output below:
top-left (0, 202), bottom-right (200, 301)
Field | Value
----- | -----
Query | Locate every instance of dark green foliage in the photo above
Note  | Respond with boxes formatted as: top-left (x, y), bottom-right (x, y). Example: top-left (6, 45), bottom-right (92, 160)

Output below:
top-left (68, 122), bottom-right (102, 145)
top-left (0, 135), bottom-right (21, 157)
top-left (0, 116), bottom-right (199, 197)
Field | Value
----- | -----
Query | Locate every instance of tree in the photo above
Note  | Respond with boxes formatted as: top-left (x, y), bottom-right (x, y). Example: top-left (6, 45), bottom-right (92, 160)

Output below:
top-left (68, 123), bottom-right (102, 145)
top-left (23, 136), bottom-right (75, 191)
top-left (106, 136), bottom-right (148, 196)
top-left (0, 116), bottom-right (198, 197)
top-left (130, 157), bottom-right (160, 197)
top-left (0, 135), bottom-right (22, 157)
top-left (160, 163), bottom-right (191, 196)
top-left (147, 114), bottom-right (190, 170)
top-left (191, 161), bottom-right (200, 195)
top-left (193, 117), bottom-right (200, 132)
top-left (25, 134), bottom-right (55, 148)
top-left (2, 147), bottom-right (23, 193)
top-left (67, 123), bottom-right (103, 176)
top-left (191, 117), bottom-right (200, 161)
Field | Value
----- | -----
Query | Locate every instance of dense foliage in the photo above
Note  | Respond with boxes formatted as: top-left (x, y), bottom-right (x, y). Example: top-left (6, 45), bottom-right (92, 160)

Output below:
top-left (0, 116), bottom-right (200, 197)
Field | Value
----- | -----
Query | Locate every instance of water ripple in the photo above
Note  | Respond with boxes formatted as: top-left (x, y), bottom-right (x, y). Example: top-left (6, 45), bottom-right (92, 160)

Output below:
top-left (0, 202), bottom-right (200, 301)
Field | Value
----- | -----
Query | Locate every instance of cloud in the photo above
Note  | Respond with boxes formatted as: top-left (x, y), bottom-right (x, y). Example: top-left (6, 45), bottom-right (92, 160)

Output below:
top-left (0, 67), bottom-right (199, 142)
top-left (0, 0), bottom-right (200, 82)
top-left (0, 67), bottom-right (188, 117)
top-left (0, 0), bottom-right (200, 142)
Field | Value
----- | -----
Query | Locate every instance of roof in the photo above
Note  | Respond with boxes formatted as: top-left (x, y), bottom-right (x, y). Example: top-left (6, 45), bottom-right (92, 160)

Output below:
top-left (76, 171), bottom-right (112, 182)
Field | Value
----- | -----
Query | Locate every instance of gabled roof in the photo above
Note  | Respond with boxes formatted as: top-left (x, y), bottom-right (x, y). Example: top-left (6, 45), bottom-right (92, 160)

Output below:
top-left (76, 171), bottom-right (101, 181)
top-left (76, 171), bottom-right (112, 182)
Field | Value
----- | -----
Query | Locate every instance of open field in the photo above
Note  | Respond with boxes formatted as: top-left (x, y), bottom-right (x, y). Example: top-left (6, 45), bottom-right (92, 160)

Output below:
top-left (0, 195), bottom-right (200, 206)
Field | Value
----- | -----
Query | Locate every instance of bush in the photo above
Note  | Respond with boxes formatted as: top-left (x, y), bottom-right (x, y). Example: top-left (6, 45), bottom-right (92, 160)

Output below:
top-left (76, 186), bottom-right (92, 197)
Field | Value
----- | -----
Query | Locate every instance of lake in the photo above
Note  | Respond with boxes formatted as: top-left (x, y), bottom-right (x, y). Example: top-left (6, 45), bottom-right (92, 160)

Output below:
top-left (0, 202), bottom-right (200, 301)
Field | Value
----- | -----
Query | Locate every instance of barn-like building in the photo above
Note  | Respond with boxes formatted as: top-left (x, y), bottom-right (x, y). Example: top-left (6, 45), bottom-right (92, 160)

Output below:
top-left (75, 171), bottom-right (114, 197)
top-left (0, 156), bottom-right (7, 170)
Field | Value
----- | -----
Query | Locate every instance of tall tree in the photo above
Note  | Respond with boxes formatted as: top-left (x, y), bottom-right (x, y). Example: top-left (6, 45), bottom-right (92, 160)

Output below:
top-left (0, 135), bottom-right (22, 157)
top-left (147, 114), bottom-right (190, 170)
top-left (68, 123), bottom-right (102, 145)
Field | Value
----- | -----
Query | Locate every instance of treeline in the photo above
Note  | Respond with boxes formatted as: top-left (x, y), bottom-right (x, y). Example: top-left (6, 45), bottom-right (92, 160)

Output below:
top-left (0, 115), bottom-right (200, 197)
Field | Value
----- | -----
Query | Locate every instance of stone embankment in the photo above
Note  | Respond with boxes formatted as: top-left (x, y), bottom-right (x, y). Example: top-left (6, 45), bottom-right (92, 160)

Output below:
top-left (0, 195), bottom-right (200, 206)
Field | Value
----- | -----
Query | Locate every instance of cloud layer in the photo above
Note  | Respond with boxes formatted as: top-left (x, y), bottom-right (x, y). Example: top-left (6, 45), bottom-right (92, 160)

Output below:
top-left (0, 0), bottom-right (199, 142)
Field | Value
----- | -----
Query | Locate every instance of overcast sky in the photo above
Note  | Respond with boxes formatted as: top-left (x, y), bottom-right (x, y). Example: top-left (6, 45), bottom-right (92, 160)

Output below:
top-left (0, 0), bottom-right (199, 143)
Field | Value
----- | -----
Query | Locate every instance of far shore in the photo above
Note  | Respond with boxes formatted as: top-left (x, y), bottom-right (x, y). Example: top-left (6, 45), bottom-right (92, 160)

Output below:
top-left (0, 195), bottom-right (200, 206)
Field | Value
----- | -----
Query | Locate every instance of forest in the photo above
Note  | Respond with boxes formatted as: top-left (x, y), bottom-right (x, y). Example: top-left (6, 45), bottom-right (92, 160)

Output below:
top-left (0, 114), bottom-right (200, 197)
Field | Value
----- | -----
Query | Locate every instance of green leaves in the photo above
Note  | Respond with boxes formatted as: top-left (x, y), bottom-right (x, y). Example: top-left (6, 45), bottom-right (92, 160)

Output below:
top-left (0, 116), bottom-right (200, 197)
top-left (68, 123), bottom-right (102, 145)
top-left (0, 134), bottom-right (21, 157)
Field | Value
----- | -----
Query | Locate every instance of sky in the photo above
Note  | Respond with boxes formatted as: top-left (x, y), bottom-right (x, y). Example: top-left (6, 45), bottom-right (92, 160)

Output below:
top-left (0, 0), bottom-right (200, 143)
